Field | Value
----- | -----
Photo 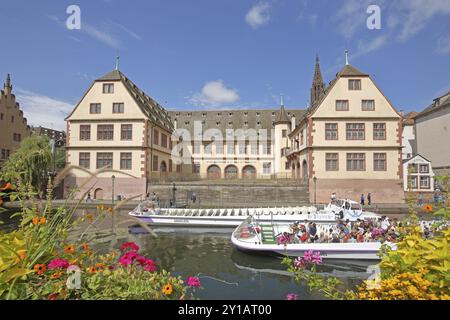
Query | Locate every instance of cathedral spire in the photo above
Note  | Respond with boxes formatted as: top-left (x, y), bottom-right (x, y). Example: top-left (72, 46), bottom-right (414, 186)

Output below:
top-left (310, 54), bottom-right (324, 107)
top-left (4, 73), bottom-right (12, 95)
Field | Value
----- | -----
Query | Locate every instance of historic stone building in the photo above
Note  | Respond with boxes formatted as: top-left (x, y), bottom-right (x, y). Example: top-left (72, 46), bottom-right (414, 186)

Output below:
top-left (64, 67), bottom-right (183, 200)
top-left (414, 91), bottom-right (450, 178)
top-left (0, 74), bottom-right (31, 168)
top-left (65, 56), bottom-right (406, 203)
top-left (31, 126), bottom-right (66, 145)
top-left (287, 57), bottom-right (404, 203)
top-left (169, 106), bottom-right (304, 179)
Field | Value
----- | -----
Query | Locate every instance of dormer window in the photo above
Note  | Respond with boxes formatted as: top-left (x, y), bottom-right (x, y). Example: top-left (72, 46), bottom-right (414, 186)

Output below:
top-left (229, 112), bottom-right (233, 116)
top-left (244, 112), bottom-right (248, 116)
top-left (103, 83), bottom-right (114, 94)
top-left (256, 112), bottom-right (260, 117)
top-left (202, 113), bottom-right (207, 117)
top-left (348, 79), bottom-right (361, 90)
top-left (217, 112), bottom-right (222, 116)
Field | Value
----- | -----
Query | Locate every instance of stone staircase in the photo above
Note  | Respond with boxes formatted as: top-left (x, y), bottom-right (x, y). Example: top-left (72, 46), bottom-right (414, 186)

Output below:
top-left (147, 180), bottom-right (310, 208)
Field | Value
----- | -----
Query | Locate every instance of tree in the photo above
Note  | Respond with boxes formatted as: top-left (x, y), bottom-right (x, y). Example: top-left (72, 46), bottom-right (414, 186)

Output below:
top-left (0, 135), bottom-right (52, 193)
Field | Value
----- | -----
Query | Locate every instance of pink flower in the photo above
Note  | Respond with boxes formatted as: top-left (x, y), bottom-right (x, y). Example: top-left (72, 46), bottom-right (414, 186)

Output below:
top-left (294, 257), bottom-right (305, 269)
top-left (120, 242), bottom-right (140, 252)
top-left (286, 293), bottom-right (299, 300)
top-left (118, 257), bottom-right (133, 267)
top-left (311, 251), bottom-right (322, 265)
top-left (186, 276), bottom-right (201, 287)
top-left (48, 258), bottom-right (70, 270)
top-left (303, 250), bottom-right (314, 262)
top-left (142, 259), bottom-right (157, 272)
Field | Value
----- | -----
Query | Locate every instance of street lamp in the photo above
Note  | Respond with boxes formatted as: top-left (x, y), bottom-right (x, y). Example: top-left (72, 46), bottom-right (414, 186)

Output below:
top-left (172, 182), bottom-right (177, 207)
top-left (111, 175), bottom-right (115, 233)
top-left (313, 176), bottom-right (317, 206)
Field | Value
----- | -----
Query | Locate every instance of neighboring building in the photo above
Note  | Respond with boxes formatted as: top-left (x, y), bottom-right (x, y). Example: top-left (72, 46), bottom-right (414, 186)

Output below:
top-left (64, 67), bottom-right (183, 200)
top-left (401, 111), bottom-right (418, 160)
top-left (402, 154), bottom-right (434, 192)
top-left (0, 74), bottom-right (31, 167)
top-left (414, 91), bottom-right (450, 178)
top-left (31, 126), bottom-right (66, 145)
top-left (170, 106), bottom-right (305, 179)
top-left (287, 57), bottom-right (404, 203)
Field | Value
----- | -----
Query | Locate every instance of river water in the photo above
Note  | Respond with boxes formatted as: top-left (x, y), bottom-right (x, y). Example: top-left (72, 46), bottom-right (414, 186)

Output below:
top-left (1, 208), bottom-right (373, 300)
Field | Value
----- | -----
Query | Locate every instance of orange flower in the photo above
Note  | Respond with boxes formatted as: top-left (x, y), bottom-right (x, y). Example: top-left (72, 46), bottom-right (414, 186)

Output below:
top-left (85, 213), bottom-right (94, 222)
top-left (423, 205), bottom-right (433, 213)
top-left (107, 207), bottom-right (113, 213)
top-left (15, 249), bottom-right (26, 262)
top-left (64, 245), bottom-right (75, 254)
top-left (87, 266), bottom-right (97, 274)
top-left (51, 271), bottom-right (62, 279)
top-left (70, 259), bottom-right (78, 265)
top-left (32, 216), bottom-right (40, 225)
top-left (34, 264), bottom-right (46, 275)
top-left (39, 217), bottom-right (47, 225)
top-left (162, 283), bottom-right (173, 295)
top-left (81, 243), bottom-right (90, 252)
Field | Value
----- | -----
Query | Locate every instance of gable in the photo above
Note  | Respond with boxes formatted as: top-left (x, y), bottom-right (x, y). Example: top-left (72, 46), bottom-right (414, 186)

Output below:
top-left (311, 76), bottom-right (401, 118)
top-left (66, 80), bottom-right (146, 121)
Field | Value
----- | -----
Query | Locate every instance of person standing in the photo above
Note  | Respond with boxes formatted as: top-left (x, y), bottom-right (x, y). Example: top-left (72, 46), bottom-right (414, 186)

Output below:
top-left (360, 194), bottom-right (365, 205)
top-left (367, 193), bottom-right (371, 205)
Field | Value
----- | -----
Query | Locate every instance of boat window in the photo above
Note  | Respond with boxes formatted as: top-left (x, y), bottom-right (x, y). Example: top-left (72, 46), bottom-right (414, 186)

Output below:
top-left (351, 204), bottom-right (362, 210)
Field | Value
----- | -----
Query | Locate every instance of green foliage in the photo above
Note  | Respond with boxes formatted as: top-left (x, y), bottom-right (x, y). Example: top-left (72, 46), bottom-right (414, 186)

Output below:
top-left (0, 135), bottom-right (52, 193)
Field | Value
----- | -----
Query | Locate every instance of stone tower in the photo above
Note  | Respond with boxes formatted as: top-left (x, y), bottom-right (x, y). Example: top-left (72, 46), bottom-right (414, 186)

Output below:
top-left (310, 54), bottom-right (324, 107)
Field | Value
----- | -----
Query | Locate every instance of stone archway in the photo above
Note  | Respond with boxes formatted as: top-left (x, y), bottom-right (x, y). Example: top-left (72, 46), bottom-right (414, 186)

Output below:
top-left (94, 188), bottom-right (104, 200)
top-left (207, 165), bottom-right (221, 179)
top-left (160, 161), bottom-right (167, 180)
top-left (224, 165), bottom-right (238, 179)
top-left (242, 165), bottom-right (256, 179)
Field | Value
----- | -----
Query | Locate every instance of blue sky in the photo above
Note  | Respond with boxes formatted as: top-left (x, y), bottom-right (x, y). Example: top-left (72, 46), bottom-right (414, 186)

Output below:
top-left (1, 0), bottom-right (450, 130)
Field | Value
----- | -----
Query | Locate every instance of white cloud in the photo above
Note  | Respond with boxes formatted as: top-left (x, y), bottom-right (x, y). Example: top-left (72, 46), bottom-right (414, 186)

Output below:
top-left (245, 2), bottom-right (271, 29)
top-left (15, 89), bottom-right (74, 131)
top-left (188, 80), bottom-right (239, 106)
top-left (334, 0), bottom-right (376, 39)
top-left (354, 34), bottom-right (389, 59)
top-left (437, 35), bottom-right (450, 55)
top-left (393, 0), bottom-right (450, 41)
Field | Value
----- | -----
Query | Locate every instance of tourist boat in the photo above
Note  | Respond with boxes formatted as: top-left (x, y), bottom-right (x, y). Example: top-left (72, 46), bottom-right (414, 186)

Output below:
top-left (230, 217), bottom-right (396, 260)
top-left (128, 199), bottom-right (380, 228)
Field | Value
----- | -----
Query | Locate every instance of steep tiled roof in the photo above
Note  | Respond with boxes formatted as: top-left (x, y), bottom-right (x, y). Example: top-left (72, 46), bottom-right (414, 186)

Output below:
top-left (336, 64), bottom-right (369, 77)
top-left (402, 111), bottom-right (418, 125)
top-left (415, 91), bottom-right (450, 119)
top-left (274, 105), bottom-right (292, 124)
top-left (169, 109), bottom-right (305, 139)
top-left (95, 70), bottom-right (174, 131)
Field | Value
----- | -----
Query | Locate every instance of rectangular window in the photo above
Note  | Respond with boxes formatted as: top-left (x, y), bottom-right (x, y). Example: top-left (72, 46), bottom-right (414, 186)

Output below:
top-left (97, 124), bottom-right (114, 140)
top-left (239, 142), bottom-right (245, 155)
top-left (326, 153), bottom-right (339, 171)
top-left (103, 83), bottom-right (114, 94)
top-left (227, 142), bottom-right (234, 154)
top-left (215, 142), bottom-right (223, 154)
top-left (262, 143), bottom-right (271, 155)
top-left (152, 155), bottom-right (158, 171)
top-left (282, 130), bottom-right (287, 138)
top-left (80, 125), bottom-right (91, 140)
top-left (374, 153), bottom-right (387, 171)
top-left (11, 116), bottom-right (14, 123)
top-left (153, 129), bottom-right (159, 145)
top-left (408, 163), bottom-right (418, 173)
top-left (419, 164), bottom-right (429, 173)
top-left (420, 176), bottom-right (430, 189)
top-left (112, 103), bottom-right (124, 113)
top-left (90, 103), bottom-right (101, 114)
top-left (362, 100), bottom-right (375, 111)
top-left (347, 153), bottom-right (365, 171)
top-left (346, 123), bottom-right (365, 140)
top-left (0, 113), bottom-right (3, 120)
top-left (335, 100), bottom-right (349, 111)
top-left (120, 124), bottom-right (132, 140)
top-left (169, 159), bottom-right (173, 172)
top-left (161, 133), bottom-right (168, 148)
top-left (96, 152), bottom-right (113, 169)
top-left (325, 123), bottom-right (338, 140)
top-left (373, 123), bottom-right (386, 140)
top-left (204, 142), bottom-right (212, 154)
top-left (1, 149), bottom-right (5, 159)
top-left (79, 152), bottom-right (90, 169)
top-left (410, 176), bottom-right (418, 189)
top-left (120, 152), bottom-right (132, 170)
top-left (176, 164), bottom-right (182, 173)
top-left (348, 79), bottom-right (361, 90)
top-left (250, 142), bottom-right (258, 155)
top-left (263, 163), bottom-right (271, 174)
